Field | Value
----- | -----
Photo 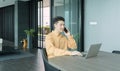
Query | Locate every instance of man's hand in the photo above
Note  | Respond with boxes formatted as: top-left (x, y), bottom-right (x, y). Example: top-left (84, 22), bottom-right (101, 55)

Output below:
top-left (64, 28), bottom-right (71, 37)
top-left (71, 51), bottom-right (83, 56)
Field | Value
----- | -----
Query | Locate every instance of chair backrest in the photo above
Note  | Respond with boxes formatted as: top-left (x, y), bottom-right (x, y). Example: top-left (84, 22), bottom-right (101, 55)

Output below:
top-left (112, 50), bottom-right (120, 54)
top-left (42, 48), bottom-right (48, 61)
top-left (40, 48), bottom-right (61, 71)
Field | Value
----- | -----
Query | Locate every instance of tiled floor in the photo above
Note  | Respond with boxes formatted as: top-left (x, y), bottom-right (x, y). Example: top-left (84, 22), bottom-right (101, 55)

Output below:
top-left (0, 48), bottom-right (45, 71)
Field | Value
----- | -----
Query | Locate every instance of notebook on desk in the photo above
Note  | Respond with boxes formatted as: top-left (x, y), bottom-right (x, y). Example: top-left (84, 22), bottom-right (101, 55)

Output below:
top-left (81, 43), bottom-right (101, 59)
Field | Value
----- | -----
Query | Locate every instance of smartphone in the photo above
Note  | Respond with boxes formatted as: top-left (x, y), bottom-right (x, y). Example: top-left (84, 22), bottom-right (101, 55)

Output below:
top-left (64, 27), bottom-right (68, 33)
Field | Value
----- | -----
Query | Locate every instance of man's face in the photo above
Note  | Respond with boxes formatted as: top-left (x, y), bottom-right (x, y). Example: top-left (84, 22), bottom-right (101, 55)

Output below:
top-left (54, 21), bottom-right (65, 32)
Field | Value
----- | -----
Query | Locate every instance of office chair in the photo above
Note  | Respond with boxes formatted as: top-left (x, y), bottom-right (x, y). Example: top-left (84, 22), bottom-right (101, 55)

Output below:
top-left (40, 48), bottom-right (61, 71)
top-left (112, 50), bottom-right (120, 54)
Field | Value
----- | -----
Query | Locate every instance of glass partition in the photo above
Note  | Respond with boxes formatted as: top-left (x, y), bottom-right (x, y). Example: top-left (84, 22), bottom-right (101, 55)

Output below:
top-left (51, 0), bottom-right (82, 51)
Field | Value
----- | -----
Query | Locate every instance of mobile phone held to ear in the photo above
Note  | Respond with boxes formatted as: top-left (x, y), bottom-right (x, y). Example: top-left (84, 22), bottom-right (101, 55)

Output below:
top-left (64, 27), bottom-right (68, 33)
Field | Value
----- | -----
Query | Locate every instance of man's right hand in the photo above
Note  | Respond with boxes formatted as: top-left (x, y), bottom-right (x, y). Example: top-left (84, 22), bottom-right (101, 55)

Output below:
top-left (71, 51), bottom-right (83, 56)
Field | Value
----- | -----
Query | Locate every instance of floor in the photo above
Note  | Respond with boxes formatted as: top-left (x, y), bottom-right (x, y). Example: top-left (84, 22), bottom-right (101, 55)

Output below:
top-left (0, 48), bottom-right (45, 71)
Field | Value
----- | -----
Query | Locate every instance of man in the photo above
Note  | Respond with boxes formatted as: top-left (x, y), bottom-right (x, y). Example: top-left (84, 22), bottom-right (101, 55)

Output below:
top-left (45, 16), bottom-right (82, 58)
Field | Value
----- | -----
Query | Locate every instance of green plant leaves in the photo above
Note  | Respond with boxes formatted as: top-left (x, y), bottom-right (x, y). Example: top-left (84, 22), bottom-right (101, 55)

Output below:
top-left (24, 29), bottom-right (35, 37)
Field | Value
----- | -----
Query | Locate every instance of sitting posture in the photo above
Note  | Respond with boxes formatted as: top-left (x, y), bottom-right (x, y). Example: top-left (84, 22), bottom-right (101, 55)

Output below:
top-left (45, 16), bottom-right (82, 58)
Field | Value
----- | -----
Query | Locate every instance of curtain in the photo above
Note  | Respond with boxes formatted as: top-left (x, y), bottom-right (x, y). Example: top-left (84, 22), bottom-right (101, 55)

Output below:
top-left (0, 5), bottom-right (14, 42)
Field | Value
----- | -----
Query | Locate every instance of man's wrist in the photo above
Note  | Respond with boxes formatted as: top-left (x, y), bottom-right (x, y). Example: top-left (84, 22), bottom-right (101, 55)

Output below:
top-left (66, 51), bottom-right (72, 55)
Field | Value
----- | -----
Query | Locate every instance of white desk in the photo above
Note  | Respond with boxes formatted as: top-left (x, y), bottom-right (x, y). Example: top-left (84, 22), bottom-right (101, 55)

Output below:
top-left (49, 51), bottom-right (120, 71)
top-left (0, 38), bottom-right (3, 51)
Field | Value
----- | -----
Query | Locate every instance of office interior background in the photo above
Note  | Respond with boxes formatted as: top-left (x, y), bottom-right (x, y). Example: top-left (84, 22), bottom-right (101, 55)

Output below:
top-left (0, 0), bottom-right (120, 71)
top-left (0, 0), bottom-right (120, 52)
top-left (41, 0), bottom-right (120, 53)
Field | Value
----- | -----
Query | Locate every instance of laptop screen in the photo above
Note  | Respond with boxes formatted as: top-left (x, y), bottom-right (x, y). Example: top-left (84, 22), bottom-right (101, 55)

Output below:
top-left (85, 43), bottom-right (101, 59)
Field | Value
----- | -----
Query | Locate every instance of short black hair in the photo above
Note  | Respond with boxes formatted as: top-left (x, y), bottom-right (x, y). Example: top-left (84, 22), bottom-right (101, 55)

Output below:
top-left (53, 16), bottom-right (65, 24)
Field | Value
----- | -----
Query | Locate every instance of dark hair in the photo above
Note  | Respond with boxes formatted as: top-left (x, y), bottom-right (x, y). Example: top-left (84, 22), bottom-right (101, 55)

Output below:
top-left (53, 16), bottom-right (65, 24)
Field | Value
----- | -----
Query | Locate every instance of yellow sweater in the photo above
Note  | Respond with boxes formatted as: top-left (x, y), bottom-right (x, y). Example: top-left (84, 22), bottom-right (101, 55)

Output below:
top-left (45, 31), bottom-right (77, 58)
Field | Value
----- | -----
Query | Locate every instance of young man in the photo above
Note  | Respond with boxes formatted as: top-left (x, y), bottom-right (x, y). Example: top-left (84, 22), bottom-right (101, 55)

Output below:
top-left (45, 16), bottom-right (82, 58)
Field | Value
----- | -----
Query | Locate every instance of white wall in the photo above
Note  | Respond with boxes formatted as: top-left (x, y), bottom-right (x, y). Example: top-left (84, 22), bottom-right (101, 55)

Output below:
top-left (85, 0), bottom-right (120, 52)
top-left (0, 0), bottom-right (29, 8)
top-left (0, 0), bottom-right (15, 7)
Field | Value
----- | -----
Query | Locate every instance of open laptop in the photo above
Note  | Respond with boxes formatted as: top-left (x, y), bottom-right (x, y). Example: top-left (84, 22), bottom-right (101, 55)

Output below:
top-left (82, 43), bottom-right (101, 59)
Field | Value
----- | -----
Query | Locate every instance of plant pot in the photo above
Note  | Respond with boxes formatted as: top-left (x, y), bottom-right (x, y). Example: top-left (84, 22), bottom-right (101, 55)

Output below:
top-left (27, 35), bottom-right (32, 48)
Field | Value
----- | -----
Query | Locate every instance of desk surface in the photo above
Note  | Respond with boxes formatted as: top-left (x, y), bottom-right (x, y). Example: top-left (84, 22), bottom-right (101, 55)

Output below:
top-left (49, 51), bottom-right (120, 71)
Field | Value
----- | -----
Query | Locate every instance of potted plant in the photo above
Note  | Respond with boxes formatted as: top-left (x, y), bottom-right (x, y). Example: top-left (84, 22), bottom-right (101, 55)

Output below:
top-left (24, 29), bottom-right (35, 48)
top-left (73, 33), bottom-right (80, 50)
top-left (73, 33), bottom-right (80, 43)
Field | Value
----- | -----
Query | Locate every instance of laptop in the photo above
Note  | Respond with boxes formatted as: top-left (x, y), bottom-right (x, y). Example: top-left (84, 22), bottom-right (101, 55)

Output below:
top-left (82, 43), bottom-right (101, 59)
